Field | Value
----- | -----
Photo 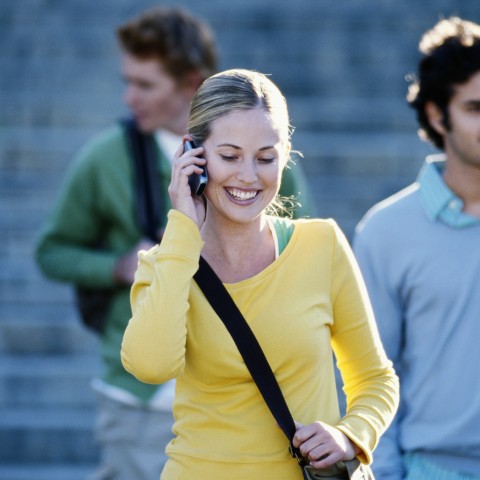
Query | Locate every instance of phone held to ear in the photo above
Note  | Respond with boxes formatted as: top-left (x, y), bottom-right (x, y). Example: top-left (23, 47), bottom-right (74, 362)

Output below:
top-left (184, 140), bottom-right (208, 196)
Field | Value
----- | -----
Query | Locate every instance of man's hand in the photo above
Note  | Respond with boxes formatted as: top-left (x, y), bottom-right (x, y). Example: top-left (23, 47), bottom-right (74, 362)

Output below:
top-left (113, 239), bottom-right (156, 285)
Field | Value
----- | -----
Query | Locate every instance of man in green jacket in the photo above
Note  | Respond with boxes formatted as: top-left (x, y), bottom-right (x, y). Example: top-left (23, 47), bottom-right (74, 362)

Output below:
top-left (35, 6), bottom-right (313, 480)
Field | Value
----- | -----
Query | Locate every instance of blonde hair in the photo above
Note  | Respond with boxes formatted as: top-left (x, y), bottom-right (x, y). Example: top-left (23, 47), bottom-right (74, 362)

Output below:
top-left (188, 69), bottom-right (292, 151)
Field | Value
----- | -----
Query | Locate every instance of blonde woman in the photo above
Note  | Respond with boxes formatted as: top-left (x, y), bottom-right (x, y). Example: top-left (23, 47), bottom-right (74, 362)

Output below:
top-left (122, 69), bottom-right (398, 480)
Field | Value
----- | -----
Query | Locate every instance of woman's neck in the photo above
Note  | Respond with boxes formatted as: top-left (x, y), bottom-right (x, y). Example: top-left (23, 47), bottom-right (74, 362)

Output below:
top-left (200, 214), bottom-right (275, 283)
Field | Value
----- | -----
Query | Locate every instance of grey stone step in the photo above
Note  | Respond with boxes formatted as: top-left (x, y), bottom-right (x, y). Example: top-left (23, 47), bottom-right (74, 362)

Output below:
top-left (0, 354), bottom-right (100, 408)
top-left (295, 131), bottom-right (434, 169)
top-left (289, 96), bottom-right (415, 131)
top-left (0, 126), bottom-right (98, 157)
top-left (0, 464), bottom-right (96, 480)
top-left (0, 406), bottom-right (98, 463)
top-left (0, 261), bottom-right (74, 300)
top-left (0, 302), bottom-right (76, 325)
top-left (0, 317), bottom-right (98, 355)
top-left (0, 230), bottom-right (41, 258)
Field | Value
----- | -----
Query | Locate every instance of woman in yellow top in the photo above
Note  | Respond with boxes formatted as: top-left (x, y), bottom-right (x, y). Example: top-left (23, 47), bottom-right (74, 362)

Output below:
top-left (121, 69), bottom-right (399, 480)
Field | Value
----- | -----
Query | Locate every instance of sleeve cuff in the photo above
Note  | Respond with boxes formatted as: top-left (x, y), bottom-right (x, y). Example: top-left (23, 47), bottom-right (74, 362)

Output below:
top-left (335, 421), bottom-right (375, 464)
top-left (148, 209), bottom-right (204, 263)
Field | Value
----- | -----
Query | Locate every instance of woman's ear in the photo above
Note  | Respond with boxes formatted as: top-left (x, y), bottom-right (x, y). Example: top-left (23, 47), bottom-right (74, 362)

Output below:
top-left (425, 101), bottom-right (447, 136)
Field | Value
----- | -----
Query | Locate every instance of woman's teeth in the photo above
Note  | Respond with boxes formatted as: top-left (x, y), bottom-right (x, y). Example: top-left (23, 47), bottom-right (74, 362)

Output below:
top-left (227, 188), bottom-right (257, 201)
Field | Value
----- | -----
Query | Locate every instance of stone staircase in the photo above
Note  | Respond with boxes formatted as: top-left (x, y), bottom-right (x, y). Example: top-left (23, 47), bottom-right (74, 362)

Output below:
top-left (1, 0), bottom-right (478, 478)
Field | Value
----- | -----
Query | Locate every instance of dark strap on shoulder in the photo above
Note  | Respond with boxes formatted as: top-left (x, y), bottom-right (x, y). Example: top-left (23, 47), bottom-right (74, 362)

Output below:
top-left (193, 256), bottom-right (301, 454)
top-left (121, 117), bottom-right (163, 242)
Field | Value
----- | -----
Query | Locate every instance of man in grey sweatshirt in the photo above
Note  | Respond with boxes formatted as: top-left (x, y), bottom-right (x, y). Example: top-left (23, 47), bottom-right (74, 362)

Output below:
top-left (353, 16), bottom-right (480, 480)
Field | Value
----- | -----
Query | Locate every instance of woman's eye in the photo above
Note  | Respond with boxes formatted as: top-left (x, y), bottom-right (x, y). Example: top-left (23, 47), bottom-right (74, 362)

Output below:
top-left (220, 155), bottom-right (236, 161)
top-left (259, 157), bottom-right (275, 164)
top-left (465, 101), bottom-right (480, 113)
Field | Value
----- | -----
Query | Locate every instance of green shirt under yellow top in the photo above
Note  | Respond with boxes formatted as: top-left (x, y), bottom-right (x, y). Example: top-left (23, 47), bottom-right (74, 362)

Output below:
top-left (121, 210), bottom-right (399, 479)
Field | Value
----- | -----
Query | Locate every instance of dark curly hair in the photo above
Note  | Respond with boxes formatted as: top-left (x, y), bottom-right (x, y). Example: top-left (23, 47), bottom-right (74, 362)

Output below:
top-left (407, 17), bottom-right (480, 150)
top-left (117, 6), bottom-right (217, 84)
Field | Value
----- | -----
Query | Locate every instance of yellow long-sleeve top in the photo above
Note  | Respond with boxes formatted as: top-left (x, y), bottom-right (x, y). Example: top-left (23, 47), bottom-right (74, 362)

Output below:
top-left (122, 210), bottom-right (399, 480)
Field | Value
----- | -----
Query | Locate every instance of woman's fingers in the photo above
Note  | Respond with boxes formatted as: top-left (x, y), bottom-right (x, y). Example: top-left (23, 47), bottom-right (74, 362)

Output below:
top-left (168, 140), bottom-right (208, 228)
top-left (293, 421), bottom-right (357, 468)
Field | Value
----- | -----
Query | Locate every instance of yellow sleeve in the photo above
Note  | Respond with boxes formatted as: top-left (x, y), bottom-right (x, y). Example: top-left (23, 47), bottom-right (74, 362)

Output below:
top-left (121, 210), bottom-right (204, 384)
top-left (328, 222), bottom-right (399, 464)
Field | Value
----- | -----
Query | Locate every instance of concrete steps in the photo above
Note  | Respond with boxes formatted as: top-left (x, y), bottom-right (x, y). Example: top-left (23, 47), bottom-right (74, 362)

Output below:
top-left (0, 464), bottom-right (96, 480)
top-left (0, 406), bottom-right (97, 463)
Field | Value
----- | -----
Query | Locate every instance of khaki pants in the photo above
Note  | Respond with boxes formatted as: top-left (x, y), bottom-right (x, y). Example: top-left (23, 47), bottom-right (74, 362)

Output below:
top-left (88, 394), bottom-right (174, 480)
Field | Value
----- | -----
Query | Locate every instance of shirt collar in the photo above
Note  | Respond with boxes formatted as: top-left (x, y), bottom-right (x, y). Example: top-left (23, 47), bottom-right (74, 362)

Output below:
top-left (155, 129), bottom-right (182, 165)
top-left (418, 154), bottom-right (480, 228)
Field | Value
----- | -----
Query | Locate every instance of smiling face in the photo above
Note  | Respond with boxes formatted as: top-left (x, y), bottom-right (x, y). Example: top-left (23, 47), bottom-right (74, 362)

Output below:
top-left (121, 53), bottom-right (194, 134)
top-left (202, 107), bottom-right (288, 225)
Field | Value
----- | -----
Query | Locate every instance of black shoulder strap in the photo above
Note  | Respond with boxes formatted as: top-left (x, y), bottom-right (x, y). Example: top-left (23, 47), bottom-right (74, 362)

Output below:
top-left (195, 258), bottom-right (366, 479)
top-left (121, 117), bottom-right (163, 242)
top-left (193, 256), bottom-right (304, 465)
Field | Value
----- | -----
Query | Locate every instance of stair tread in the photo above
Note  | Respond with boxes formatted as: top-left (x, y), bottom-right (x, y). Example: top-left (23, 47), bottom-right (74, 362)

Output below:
top-left (0, 353), bottom-right (101, 374)
top-left (0, 464), bottom-right (96, 480)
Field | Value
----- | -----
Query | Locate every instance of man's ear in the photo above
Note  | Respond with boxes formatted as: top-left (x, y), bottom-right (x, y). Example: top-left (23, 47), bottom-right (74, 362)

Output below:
top-left (425, 101), bottom-right (447, 136)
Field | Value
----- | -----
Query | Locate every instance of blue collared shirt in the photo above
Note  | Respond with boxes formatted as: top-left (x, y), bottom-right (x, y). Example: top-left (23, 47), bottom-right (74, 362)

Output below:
top-left (418, 154), bottom-right (480, 228)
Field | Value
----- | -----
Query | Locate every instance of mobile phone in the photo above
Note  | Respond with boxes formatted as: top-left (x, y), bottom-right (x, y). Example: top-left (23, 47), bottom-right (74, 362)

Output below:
top-left (184, 140), bottom-right (208, 196)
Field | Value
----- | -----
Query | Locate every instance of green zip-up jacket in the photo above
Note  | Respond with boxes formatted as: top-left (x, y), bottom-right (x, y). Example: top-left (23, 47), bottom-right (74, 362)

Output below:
top-left (35, 123), bottom-right (314, 402)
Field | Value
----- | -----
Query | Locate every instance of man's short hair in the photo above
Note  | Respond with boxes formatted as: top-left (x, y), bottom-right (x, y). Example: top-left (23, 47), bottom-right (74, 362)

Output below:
top-left (407, 17), bottom-right (480, 149)
top-left (117, 6), bottom-right (218, 83)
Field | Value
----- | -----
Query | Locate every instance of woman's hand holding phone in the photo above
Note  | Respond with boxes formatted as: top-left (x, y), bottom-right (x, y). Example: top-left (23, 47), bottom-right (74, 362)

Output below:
top-left (169, 138), bottom-right (207, 229)
top-left (184, 140), bottom-right (208, 196)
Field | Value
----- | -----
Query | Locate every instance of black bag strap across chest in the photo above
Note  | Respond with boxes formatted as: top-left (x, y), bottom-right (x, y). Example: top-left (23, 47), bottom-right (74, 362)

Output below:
top-left (193, 256), bottom-right (302, 461)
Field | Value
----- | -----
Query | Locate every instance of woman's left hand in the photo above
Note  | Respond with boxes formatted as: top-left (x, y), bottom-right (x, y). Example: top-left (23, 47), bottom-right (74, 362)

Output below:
top-left (292, 420), bottom-right (360, 469)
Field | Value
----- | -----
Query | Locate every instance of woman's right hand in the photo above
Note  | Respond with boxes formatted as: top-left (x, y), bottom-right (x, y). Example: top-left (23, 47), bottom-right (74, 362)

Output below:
top-left (168, 138), bottom-right (207, 229)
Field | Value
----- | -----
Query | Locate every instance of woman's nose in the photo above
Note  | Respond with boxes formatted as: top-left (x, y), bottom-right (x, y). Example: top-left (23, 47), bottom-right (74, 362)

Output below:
top-left (236, 160), bottom-right (257, 183)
